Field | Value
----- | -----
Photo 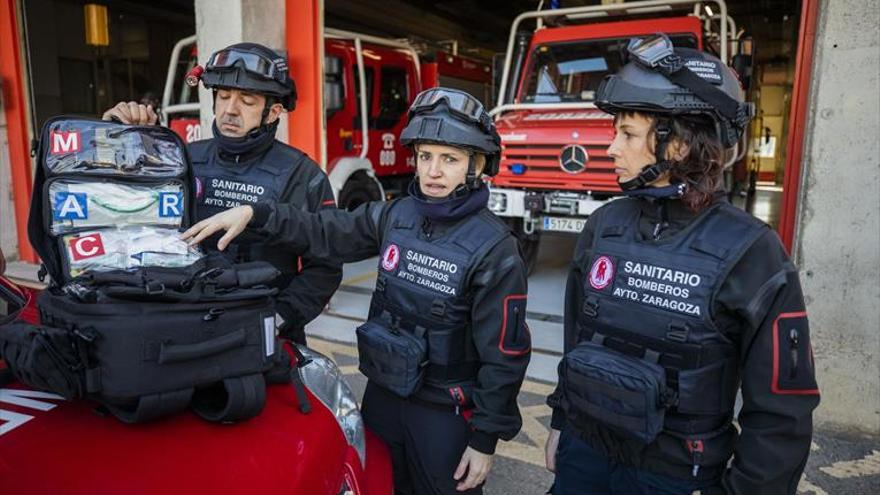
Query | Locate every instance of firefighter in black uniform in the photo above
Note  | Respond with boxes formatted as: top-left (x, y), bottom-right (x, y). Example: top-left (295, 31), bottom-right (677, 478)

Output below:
top-left (102, 43), bottom-right (342, 344)
top-left (182, 88), bottom-right (532, 494)
top-left (544, 35), bottom-right (820, 495)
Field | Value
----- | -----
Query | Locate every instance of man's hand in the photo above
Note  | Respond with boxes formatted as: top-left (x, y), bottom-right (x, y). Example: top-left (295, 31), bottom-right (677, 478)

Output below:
top-left (545, 428), bottom-right (561, 473)
top-left (102, 101), bottom-right (158, 125)
top-left (180, 205), bottom-right (255, 251)
top-left (453, 446), bottom-right (493, 491)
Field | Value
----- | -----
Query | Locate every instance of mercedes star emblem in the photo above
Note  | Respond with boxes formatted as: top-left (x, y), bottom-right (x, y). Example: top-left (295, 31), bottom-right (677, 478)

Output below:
top-left (559, 144), bottom-right (588, 173)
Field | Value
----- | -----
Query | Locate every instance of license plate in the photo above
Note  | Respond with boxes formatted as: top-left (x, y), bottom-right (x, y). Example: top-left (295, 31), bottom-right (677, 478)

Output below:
top-left (541, 216), bottom-right (586, 233)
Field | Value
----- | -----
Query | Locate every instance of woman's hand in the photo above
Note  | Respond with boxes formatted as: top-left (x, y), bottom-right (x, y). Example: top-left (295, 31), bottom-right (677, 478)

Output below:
top-left (102, 101), bottom-right (158, 125)
top-left (545, 428), bottom-right (561, 473)
top-left (453, 446), bottom-right (494, 491)
top-left (180, 205), bottom-right (254, 250)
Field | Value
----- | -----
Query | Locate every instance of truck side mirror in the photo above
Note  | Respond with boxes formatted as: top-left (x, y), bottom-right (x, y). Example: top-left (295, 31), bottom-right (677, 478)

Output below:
top-left (324, 56), bottom-right (344, 119)
top-left (491, 52), bottom-right (505, 107)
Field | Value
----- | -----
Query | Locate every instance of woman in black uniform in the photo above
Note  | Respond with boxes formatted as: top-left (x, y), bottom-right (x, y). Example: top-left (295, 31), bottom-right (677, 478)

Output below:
top-left (545, 35), bottom-right (819, 495)
top-left (182, 88), bottom-right (531, 494)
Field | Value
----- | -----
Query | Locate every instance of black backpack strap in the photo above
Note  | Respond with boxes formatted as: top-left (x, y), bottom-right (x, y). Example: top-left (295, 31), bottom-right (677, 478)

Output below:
top-left (104, 388), bottom-right (194, 424)
top-left (191, 374), bottom-right (267, 423)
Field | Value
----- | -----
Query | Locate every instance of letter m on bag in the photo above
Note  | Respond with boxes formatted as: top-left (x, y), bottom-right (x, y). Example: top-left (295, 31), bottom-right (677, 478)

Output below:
top-left (51, 131), bottom-right (80, 154)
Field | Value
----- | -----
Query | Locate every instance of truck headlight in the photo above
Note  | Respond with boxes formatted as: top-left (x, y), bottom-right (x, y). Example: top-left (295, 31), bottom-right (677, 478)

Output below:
top-left (296, 345), bottom-right (366, 467)
top-left (488, 191), bottom-right (507, 213)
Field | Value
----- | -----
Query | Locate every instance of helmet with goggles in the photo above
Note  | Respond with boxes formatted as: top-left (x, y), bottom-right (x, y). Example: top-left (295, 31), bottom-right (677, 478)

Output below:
top-left (401, 88), bottom-right (501, 188)
top-left (201, 43), bottom-right (297, 111)
top-left (595, 34), bottom-right (753, 192)
top-left (596, 33), bottom-right (752, 148)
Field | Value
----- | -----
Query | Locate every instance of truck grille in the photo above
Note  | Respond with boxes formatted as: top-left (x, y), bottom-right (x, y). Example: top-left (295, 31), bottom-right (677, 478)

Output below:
top-left (495, 143), bottom-right (620, 192)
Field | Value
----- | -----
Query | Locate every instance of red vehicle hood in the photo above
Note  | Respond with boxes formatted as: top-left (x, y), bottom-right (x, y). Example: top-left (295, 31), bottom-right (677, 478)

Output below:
top-left (0, 381), bottom-right (389, 494)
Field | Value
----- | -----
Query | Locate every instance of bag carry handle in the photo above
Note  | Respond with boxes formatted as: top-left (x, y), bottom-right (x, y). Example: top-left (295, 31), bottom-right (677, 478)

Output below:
top-left (158, 328), bottom-right (246, 364)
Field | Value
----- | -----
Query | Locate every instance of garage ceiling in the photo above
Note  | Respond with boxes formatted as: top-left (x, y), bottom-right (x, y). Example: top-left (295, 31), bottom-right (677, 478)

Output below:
top-left (326, 0), bottom-right (802, 59)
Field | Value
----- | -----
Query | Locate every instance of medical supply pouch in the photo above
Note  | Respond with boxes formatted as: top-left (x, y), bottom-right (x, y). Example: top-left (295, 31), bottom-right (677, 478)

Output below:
top-left (560, 340), bottom-right (670, 444)
top-left (48, 179), bottom-right (185, 234)
top-left (356, 318), bottom-right (428, 398)
top-left (60, 226), bottom-right (202, 279)
top-left (28, 116), bottom-right (196, 286)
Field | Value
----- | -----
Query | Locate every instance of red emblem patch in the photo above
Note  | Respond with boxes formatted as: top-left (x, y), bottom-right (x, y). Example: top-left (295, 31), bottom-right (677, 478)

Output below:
top-left (381, 244), bottom-right (400, 271)
top-left (50, 131), bottom-right (81, 154)
top-left (68, 233), bottom-right (106, 261)
top-left (589, 255), bottom-right (615, 290)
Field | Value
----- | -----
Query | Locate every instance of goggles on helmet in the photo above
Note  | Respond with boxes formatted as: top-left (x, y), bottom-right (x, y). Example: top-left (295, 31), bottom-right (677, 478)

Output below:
top-left (627, 33), bottom-right (677, 70)
top-left (207, 49), bottom-right (286, 83)
top-left (409, 88), bottom-right (494, 134)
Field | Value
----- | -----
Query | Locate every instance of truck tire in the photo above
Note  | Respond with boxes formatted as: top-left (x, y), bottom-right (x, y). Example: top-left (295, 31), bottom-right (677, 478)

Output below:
top-left (508, 220), bottom-right (540, 275)
top-left (338, 173), bottom-right (382, 211)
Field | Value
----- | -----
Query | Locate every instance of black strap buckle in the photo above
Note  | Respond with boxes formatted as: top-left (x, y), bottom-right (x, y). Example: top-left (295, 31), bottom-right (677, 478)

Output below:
top-left (375, 277), bottom-right (387, 293)
top-left (144, 280), bottom-right (165, 295)
top-left (431, 300), bottom-right (446, 317)
top-left (666, 323), bottom-right (690, 343)
top-left (582, 299), bottom-right (599, 318)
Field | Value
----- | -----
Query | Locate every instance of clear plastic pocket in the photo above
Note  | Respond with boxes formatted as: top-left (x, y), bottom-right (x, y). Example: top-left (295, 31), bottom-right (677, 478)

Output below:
top-left (60, 226), bottom-right (203, 278)
top-left (48, 179), bottom-right (185, 234)
top-left (43, 119), bottom-right (186, 177)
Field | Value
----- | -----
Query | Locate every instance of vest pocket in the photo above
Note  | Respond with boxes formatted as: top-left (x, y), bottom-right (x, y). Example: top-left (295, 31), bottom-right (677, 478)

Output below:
top-left (772, 312), bottom-right (819, 395)
top-left (676, 358), bottom-right (737, 415)
top-left (561, 341), bottom-right (668, 444)
top-left (356, 319), bottom-right (427, 398)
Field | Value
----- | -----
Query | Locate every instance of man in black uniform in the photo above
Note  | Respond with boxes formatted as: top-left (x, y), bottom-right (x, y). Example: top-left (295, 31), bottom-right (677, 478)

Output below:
top-left (181, 88), bottom-right (532, 494)
top-left (103, 43), bottom-right (342, 344)
top-left (544, 35), bottom-right (819, 494)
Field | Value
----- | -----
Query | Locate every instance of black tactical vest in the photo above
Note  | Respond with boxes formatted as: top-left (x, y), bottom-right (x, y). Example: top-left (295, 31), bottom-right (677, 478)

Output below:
top-left (189, 140), bottom-right (300, 273)
top-left (368, 200), bottom-right (509, 388)
top-left (575, 199), bottom-right (766, 435)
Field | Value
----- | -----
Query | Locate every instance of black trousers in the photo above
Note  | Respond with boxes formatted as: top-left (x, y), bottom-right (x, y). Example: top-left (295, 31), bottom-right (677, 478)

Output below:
top-left (361, 381), bottom-right (482, 495)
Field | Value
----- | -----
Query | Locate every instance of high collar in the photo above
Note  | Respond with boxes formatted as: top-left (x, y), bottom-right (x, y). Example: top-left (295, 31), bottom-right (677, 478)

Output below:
top-left (635, 191), bottom-right (727, 240)
top-left (212, 119), bottom-right (278, 163)
top-left (408, 180), bottom-right (489, 222)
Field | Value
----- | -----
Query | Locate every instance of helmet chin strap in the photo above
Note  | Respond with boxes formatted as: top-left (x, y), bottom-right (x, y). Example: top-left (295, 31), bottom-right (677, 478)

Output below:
top-left (618, 119), bottom-right (673, 191)
top-left (464, 153), bottom-right (481, 190)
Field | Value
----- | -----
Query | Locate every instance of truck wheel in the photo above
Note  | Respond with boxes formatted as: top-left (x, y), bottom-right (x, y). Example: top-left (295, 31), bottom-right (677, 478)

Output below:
top-left (508, 220), bottom-right (540, 275)
top-left (338, 173), bottom-right (382, 211)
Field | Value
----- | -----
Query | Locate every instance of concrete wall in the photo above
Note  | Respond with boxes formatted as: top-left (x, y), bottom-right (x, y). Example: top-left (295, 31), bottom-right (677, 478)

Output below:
top-left (193, 0), bottom-right (289, 143)
top-left (796, 0), bottom-right (880, 434)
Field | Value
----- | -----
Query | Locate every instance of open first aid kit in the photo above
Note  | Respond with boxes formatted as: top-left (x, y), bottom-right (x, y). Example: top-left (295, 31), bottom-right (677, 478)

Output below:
top-left (0, 117), bottom-right (293, 424)
top-left (32, 117), bottom-right (200, 280)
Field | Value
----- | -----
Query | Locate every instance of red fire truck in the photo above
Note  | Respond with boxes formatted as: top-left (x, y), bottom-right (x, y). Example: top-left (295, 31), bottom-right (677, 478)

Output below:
top-left (487, 0), bottom-right (747, 270)
top-left (162, 31), bottom-right (492, 211)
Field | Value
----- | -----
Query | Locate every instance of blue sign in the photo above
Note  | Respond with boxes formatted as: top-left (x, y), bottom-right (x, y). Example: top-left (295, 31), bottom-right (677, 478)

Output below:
top-left (53, 192), bottom-right (88, 220)
top-left (159, 192), bottom-right (183, 218)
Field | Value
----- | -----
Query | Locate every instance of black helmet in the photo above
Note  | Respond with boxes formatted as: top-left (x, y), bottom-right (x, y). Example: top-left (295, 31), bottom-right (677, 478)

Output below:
top-left (401, 88), bottom-right (501, 186)
top-left (202, 43), bottom-right (297, 111)
top-left (596, 35), bottom-right (752, 148)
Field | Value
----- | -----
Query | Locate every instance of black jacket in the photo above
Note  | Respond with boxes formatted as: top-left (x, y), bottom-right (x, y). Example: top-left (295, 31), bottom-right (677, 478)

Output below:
top-left (250, 196), bottom-right (531, 455)
top-left (548, 195), bottom-right (819, 493)
top-left (188, 138), bottom-right (342, 328)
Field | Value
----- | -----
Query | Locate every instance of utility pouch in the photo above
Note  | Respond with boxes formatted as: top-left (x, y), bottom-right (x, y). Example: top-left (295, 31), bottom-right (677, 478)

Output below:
top-left (560, 340), bottom-right (669, 444)
top-left (0, 321), bottom-right (85, 399)
top-left (356, 319), bottom-right (427, 398)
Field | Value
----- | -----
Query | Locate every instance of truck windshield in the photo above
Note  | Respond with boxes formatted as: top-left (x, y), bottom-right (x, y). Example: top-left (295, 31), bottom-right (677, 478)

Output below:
top-left (519, 34), bottom-right (698, 103)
